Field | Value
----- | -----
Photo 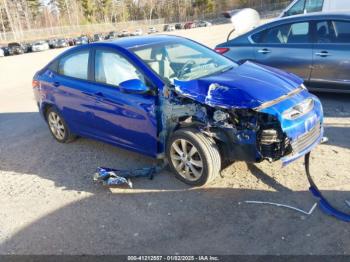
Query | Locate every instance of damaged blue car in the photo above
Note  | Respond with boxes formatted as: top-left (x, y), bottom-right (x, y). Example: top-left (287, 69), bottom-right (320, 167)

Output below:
top-left (33, 35), bottom-right (324, 186)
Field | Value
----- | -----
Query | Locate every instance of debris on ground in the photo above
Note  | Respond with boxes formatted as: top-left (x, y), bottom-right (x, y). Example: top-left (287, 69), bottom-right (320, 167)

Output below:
top-left (244, 201), bottom-right (317, 215)
top-left (305, 152), bottom-right (350, 222)
top-left (245, 151), bottom-right (350, 222)
top-left (93, 165), bottom-right (163, 188)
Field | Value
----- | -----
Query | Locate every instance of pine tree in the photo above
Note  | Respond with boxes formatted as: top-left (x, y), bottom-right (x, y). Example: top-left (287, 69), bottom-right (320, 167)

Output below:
top-left (80, 0), bottom-right (96, 23)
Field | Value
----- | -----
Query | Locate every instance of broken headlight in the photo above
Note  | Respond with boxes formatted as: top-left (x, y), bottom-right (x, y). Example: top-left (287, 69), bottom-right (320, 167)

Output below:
top-left (282, 98), bottom-right (314, 120)
top-left (260, 129), bottom-right (280, 145)
top-left (213, 110), bottom-right (230, 122)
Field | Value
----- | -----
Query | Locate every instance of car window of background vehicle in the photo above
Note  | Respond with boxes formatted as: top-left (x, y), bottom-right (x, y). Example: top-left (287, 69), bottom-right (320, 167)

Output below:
top-left (285, 0), bottom-right (306, 16)
top-left (305, 0), bottom-right (324, 13)
top-left (316, 20), bottom-right (350, 43)
top-left (285, 0), bottom-right (323, 16)
top-left (58, 50), bottom-right (89, 80)
top-left (332, 21), bottom-right (350, 43)
top-left (257, 22), bottom-right (310, 44)
top-left (95, 50), bottom-right (145, 87)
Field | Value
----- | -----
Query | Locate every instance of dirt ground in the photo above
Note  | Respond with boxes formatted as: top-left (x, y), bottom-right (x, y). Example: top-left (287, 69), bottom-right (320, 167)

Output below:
top-left (0, 23), bottom-right (350, 255)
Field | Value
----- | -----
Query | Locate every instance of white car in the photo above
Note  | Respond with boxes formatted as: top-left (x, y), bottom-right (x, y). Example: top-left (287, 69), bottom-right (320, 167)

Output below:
top-left (0, 48), bottom-right (4, 57)
top-left (132, 29), bottom-right (143, 36)
top-left (280, 0), bottom-right (350, 17)
top-left (32, 41), bottom-right (50, 52)
top-left (197, 21), bottom-right (212, 27)
top-left (148, 27), bottom-right (158, 34)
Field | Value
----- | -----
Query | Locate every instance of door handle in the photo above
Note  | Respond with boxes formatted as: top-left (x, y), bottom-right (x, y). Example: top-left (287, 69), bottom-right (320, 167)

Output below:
top-left (94, 92), bottom-right (104, 97)
top-left (315, 51), bottom-right (330, 57)
top-left (53, 82), bottom-right (60, 87)
top-left (94, 92), bottom-right (105, 101)
top-left (258, 48), bottom-right (271, 54)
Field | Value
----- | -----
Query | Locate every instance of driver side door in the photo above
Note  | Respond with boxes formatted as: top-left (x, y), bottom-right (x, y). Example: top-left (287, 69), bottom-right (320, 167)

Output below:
top-left (89, 47), bottom-right (158, 157)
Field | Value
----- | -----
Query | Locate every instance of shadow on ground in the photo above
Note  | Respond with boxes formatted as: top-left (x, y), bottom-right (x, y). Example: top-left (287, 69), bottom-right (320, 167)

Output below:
top-left (0, 188), bottom-right (349, 255)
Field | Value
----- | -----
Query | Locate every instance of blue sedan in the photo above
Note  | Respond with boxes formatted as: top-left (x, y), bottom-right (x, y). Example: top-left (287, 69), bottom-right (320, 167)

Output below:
top-left (33, 35), bottom-right (324, 186)
top-left (216, 13), bottom-right (350, 93)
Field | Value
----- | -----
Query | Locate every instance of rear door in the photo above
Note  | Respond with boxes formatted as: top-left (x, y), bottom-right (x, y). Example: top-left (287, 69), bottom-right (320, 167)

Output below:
top-left (310, 20), bottom-right (350, 91)
top-left (88, 47), bottom-right (158, 157)
top-left (253, 21), bottom-right (313, 82)
top-left (46, 48), bottom-right (97, 135)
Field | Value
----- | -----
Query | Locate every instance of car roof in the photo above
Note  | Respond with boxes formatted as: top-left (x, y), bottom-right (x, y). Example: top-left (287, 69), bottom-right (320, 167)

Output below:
top-left (96, 35), bottom-right (183, 49)
top-left (265, 12), bottom-right (350, 27)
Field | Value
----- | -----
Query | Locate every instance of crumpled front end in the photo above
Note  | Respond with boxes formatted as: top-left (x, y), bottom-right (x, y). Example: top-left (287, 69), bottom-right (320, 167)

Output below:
top-left (259, 92), bottom-right (324, 165)
top-left (171, 69), bottom-right (324, 165)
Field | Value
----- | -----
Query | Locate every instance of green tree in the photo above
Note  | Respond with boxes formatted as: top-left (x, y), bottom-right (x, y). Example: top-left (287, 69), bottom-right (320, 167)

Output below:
top-left (80, 0), bottom-right (96, 23)
top-left (26, 0), bottom-right (41, 20)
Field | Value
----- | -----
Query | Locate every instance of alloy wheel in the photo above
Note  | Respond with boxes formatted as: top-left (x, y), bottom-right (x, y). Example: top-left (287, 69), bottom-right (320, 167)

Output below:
top-left (170, 139), bottom-right (203, 181)
top-left (48, 111), bottom-right (65, 140)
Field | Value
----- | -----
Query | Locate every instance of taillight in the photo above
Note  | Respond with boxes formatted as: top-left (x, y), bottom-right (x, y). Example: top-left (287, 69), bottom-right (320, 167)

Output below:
top-left (215, 47), bottom-right (229, 54)
top-left (32, 80), bottom-right (39, 88)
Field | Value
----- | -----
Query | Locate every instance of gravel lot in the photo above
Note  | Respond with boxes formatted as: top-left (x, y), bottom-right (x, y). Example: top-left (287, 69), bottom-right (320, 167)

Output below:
top-left (0, 23), bottom-right (350, 255)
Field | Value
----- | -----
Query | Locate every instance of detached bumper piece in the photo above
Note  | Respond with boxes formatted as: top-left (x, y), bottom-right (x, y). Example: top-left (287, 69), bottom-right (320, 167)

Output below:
top-left (305, 153), bottom-right (350, 222)
top-left (93, 166), bottom-right (161, 188)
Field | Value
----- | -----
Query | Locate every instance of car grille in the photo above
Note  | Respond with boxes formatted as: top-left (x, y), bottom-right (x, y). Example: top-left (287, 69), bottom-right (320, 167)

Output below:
top-left (291, 122), bottom-right (321, 153)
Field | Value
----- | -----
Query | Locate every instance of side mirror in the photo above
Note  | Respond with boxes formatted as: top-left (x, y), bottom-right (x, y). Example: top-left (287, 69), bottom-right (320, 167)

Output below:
top-left (119, 79), bottom-right (149, 94)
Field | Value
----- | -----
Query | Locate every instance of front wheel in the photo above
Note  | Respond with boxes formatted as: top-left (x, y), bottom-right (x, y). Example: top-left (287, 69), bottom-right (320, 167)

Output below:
top-left (166, 128), bottom-right (221, 186)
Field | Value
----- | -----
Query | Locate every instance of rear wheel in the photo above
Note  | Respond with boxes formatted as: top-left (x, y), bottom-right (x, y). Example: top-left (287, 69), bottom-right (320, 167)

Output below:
top-left (46, 108), bottom-right (76, 143)
top-left (167, 128), bottom-right (221, 186)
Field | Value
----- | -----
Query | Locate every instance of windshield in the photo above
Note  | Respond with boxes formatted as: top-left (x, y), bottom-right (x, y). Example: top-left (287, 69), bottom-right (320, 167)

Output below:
top-left (132, 39), bottom-right (237, 83)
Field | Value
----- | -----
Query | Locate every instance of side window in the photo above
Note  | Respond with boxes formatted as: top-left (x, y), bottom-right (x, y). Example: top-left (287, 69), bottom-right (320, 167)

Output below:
top-left (285, 0), bottom-right (306, 16)
top-left (58, 50), bottom-right (89, 80)
top-left (251, 30), bottom-right (266, 43)
top-left (305, 0), bottom-right (324, 13)
top-left (261, 22), bottom-right (310, 44)
top-left (264, 24), bottom-right (290, 43)
top-left (331, 21), bottom-right (350, 43)
top-left (315, 21), bottom-right (333, 43)
top-left (95, 49), bottom-right (145, 86)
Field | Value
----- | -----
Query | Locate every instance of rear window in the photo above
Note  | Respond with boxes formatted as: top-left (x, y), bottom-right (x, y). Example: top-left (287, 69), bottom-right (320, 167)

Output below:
top-left (58, 50), bottom-right (89, 80)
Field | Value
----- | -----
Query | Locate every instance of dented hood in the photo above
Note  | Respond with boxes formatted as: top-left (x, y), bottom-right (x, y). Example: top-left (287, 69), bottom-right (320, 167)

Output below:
top-left (174, 61), bottom-right (304, 109)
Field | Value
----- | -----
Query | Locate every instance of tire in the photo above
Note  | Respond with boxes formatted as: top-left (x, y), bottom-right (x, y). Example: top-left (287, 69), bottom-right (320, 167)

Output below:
top-left (166, 128), bottom-right (221, 186)
top-left (46, 107), bottom-right (76, 143)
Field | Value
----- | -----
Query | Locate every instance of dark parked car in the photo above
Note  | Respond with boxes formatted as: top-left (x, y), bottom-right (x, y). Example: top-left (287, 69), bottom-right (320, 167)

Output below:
top-left (22, 42), bottom-right (32, 53)
top-left (163, 24), bottom-right (175, 32)
top-left (93, 33), bottom-right (104, 42)
top-left (75, 36), bottom-right (89, 45)
top-left (1, 46), bottom-right (10, 56)
top-left (7, 42), bottom-right (24, 55)
top-left (48, 39), bottom-right (58, 49)
top-left (106, 31), bottom-right (118, 40)
top-left (55, 39), bottom-right (68, 48)
top-left (216, 13), bottom-right (350, 93)
top-left (118, 30), bottom-right (130, 37)
top-left (33, 35), bottom-right (324, 186)
top-left (175, 23), bottom-right (183, 30)
top-left (66, 38), bottom-right (75, 46)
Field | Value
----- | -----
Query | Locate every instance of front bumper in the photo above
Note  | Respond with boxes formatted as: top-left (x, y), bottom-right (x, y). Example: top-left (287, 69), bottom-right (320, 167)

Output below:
top-left (281, 125), bottom-right (324, 166)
